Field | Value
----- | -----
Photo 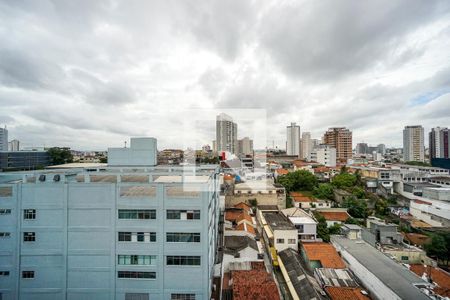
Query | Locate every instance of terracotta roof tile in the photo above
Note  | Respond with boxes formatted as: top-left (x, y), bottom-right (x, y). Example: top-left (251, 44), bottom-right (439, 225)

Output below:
top-left (234, 202), bottom-right (252, 212)
top-left (236, 223), bottom-right (256, 235)
top-left (319, 211), bottom-right (350, 222)
top-left (302, 242), bottom-right (346, 269)
top-left (409, 264), bottom-right (450, 297)
top-left (232, 269), bottom-right (280, 300)
top-left (292, 195), bottom-right (316, 203)
top-left (414, 199), bottom-right (432, 205)
top-left (276, 168), bottom-right (289, 175)
top-left (325, 287), bottom-right (371, 300)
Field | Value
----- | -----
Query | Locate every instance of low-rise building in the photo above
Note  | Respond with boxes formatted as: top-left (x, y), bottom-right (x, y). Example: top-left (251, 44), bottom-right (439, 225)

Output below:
top-left (222, 236), bottom-right (262, 272)
top-left (300, 242), bottom-right (346, 270)
top-left (290, 192), bottom-right (331, 209)
top-left (316, 209), bottom-right (351, 226)
top-left (409, 264), bottom-right (450, 299)
top-left (331, 236), bottom-right (431, 300)
top-left (281, 207), bottom-right (317, 241)
top-left (227, 180), bottom-right (286, 209)
top-left (341, 224), bottom-right (362, 240)
top-left (278, 248), bottom-right (326, 300)
top-left (0, 151), bottom-right (50, 171)
top-left (362, 218), bottom-right (403, 246)
top-left (258, 211), bottom-right (298, 252)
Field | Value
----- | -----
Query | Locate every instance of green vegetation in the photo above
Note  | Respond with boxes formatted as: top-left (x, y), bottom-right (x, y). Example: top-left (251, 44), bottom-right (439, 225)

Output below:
top-left (404, 161), bottom-right (431, 167)
top-left (47, 147), bottom-right (73, 165)
top-left (286, 195), bottom-right (293, 208)
top-left (425, 233), bottom-right (449, 265)
top-left (313, 211), bottom-right (342, 242)
top-left (342, 196), bottom-right (368, 219)
top-left (99, 157), bottom-right (107, 163)
top-left (277, 170), bottom-right (318, 192)
top-left (313, 183), bottom-right (334, 200)
top-left (350, 186), bottom-right (366, 199)
top-left (248, 199), bottom-right (258, 208)
top-left (331, 172), bottom-right (357, 189)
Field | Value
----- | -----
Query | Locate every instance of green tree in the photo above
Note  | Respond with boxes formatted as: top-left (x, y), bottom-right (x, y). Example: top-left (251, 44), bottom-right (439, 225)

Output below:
top-left (314, 212), bottom-right (330, 242)
top-left (277, 170), bottom-right (318, 192)
top-left (329, 223), bottom-right (342, 235)
top-left (47, 147), bottom-right (73, 165)
top-left (343, 196), bottom-right (368, 218)
top-left (375, 199), bottom-right (389, 216)
top-left (351, 187), bottom-right (366, 199)
top-left (313, 183), bottom-right (335, 200)
top-left (425, 234), bottom-right (448, 263)
top-left (332, 173), bottom-right (357, 189)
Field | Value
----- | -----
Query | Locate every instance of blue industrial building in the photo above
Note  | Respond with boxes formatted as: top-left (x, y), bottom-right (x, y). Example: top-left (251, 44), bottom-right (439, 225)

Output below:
top-left (0, 162), bottom-right (220, 300)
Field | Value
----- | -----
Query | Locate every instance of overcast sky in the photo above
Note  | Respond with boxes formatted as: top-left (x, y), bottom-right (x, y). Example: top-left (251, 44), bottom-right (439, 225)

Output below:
top-left (1, 0), bottom-right (450, 150)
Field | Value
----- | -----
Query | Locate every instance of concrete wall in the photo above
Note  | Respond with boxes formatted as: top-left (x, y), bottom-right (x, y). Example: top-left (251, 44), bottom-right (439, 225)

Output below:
top-left (225, 193), bottom-right (285, 209)
top-left (273, 230), bottom-right (298, 252)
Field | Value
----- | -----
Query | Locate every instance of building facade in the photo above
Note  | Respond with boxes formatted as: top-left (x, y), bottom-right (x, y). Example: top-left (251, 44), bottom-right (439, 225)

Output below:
top-left (0, 151), bottom-right (50, 171)
top-left (0, 127), bottom-right (7, 152)
top-left (216, 113), bottom-right (238, 155)
top-left (355, 143), bottom-right (369, 155)
top-left (300, 132), bottom-right (312, 160)
top-left (8, 140), bottom-right (19, 152)
top-left (238, 137), bottom-right (253, 156)
top-left (323, 128), bottom-right (352, 163)
top-left (403, 125), bottom-right (424, 162)
top-left (0, 165), bottom-right (220, 300)
top-left (310, 145), bottom-right (336, 167)
top-left (429, 127), bottom-right (449, 159)
top-left (286, 123), bottom-right (300, 157)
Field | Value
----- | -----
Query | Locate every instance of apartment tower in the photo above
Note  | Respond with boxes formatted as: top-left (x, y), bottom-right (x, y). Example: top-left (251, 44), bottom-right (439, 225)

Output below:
top-left (323, 127), bottom-right (353, 162)
top-left (286, 123), bottom-right (301, 157)
top-left (403, 125), bottom-right (425, 162)
top-left (216, 113), bottom-right (238, 155)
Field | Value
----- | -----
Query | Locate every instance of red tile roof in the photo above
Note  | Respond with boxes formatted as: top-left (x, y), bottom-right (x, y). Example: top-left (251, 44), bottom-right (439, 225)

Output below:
top-left (325, 287), bottom-right (371, 300)
top-left (409, 264), bottom-right (450, 297)
top-left (314, 166), bottom-right (331, 173)
top-left (234, 202), bottom-right (252, 212)
top-left (236, 223), bottom-right (256, 235)
top-left (414, 199), bottom-right (432, 205)
top-left (225, 210), bottom-right (253, 224)
top-left (231, 269), bottom-right (280, 300)
top-left (319, 211), bottom-right (350, 222)
top-left (302, 242), bottom-right (346, 269)
top-left (276, 168), bottom-right (289, 175)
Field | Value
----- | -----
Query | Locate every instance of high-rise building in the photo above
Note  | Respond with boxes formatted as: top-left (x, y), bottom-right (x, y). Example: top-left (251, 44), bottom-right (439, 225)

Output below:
top-left (377, 144), bottom-right (386, 155)
top-left (8, 139), bottom-right (20, 151)
top-left (0, 126), bottom-right (8, 151)
top-left (0, 148), bottom-right (220, 299)
top-left (238, 137), bottom-right (253, 156)
top-left (430, 127), bottom-right (449, 159)
top-left (355, 143), bottom-right (369, 154)
top-left (286, 123), bottom-right (300, 156)
top-left (403, 125), bottom-right (424, 162)
top-left (300, 132), bottom-right (312, 159)
top-left (323, 127), bottom-right (352, 162)
top-left (216, 113), bottom-right (238, 154)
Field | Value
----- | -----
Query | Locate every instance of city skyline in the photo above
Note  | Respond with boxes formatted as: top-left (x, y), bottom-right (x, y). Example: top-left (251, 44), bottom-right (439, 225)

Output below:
top-left (1, 1), bottom-right (450, 150)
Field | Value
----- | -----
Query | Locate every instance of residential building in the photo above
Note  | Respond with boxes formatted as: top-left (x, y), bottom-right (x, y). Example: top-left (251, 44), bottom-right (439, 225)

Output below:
top-left (222, 236), bottom-right (262, 272)
top-left (237, 137), bottom-right (253, 156)
top-left (278, 248), bottom-right (326, 300)
top-left (301, 132), bottom-right (312, 160)
top-left (310, 145), bottom-right (336, 167)
top-left (0, 162), bottom-right (220, 299)
top-left (316, 209), bottom-right (351, 227)
top-left (286, 122), bottom-right (300, 157)
top-left (403, 125), bottom-right (425, 162)
top-left (228, 180), bottom-right (286, 209)
top-left (362, 217), bottom-right (403, 246)
top-left (0, 151), bottom-right (50, 171)
top-left (281, 207), bottom-right (317, 241)
top-left (8, 139), bottom-right (19, 151)
top-left (408, 264), bottom-right (450, 299)
top-left (216, 113), bottom-right (238, 155)
top-left (259, 212), bottom-right (298, 252)
top-left (0, 126), bottom-right (7, 151)
top-left (290, 192), bottom-right (331, 210)
top-left (377, 144), bottom-right (386, 155)
top-left (323, 127), bottom-right (352, 163)
top-left (341, 224), bottom-right (362, 240)
top-left (157, 149), bottom-right (184, 165)
top-left (300, 242), bottom-right (346, 270)
top-left (331, 236), bottom-right (431, 300)
top-left (224, 261), bottom-right (280, 300)
top-left (314, 268), bottom-right (370, 300)
top-left (429, 127), bottom-right (449, 159)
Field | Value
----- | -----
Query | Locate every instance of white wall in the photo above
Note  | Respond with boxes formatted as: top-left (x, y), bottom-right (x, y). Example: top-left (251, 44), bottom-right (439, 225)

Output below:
top-left (274, 230), bottom-right (298, 251)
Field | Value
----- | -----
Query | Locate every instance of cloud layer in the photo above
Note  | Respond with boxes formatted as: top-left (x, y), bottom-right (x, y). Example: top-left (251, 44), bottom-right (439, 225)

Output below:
top-left (1, 0), bottom-right (450, 150)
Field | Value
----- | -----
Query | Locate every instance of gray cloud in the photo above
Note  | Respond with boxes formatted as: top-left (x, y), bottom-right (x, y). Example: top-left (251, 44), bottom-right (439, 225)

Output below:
top-left (259, 0), bottom-right (449, 81)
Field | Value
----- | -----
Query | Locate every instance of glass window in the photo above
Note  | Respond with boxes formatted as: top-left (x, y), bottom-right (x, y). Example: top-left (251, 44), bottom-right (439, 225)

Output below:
top-left (166, 233), bottom-right (200, 243)
top-left (288, 239), bottom-right (296, 244)
top-left (149, 232), bottom-right (156, 242)
top-left (167, 210), bottom-right (200, 220)
top-left (118, 255), bottom-right (156, 266)
top-left (137, 232), bottom-right (145, 242)
top-left (166, 256), bottom-right (200, 266)
top-left (276, 238), bottom-right (285, 244)
top-left (22, 271), bottom-right (34, 278)
top-left (171, 294), bottom-right (195, 300)
top-left (23, 232), bottom-right (35, 242)
top-left (0, 209), bottom-right (11, 215)
top-left (0, 271), bottom-right (10, 276)
top-left (118, 232), bottom-right (132, 241)
top-left (117, 271), bottom-right (156, 279)
top-left (401, 256), bottom-right (409, 260)
top-left (118, 210), bottom-right (156, 220)
top-left (24, 209), bottom-right (36, 220)
top-left (0, 232), bottom-right (11, 238)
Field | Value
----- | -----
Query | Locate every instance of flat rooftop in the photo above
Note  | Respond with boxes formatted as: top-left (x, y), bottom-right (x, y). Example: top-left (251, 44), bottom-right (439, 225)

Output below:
top-left (263, 212), bottom-right (295, 230)
top-left (331, 236), bottom-right (430, 300)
